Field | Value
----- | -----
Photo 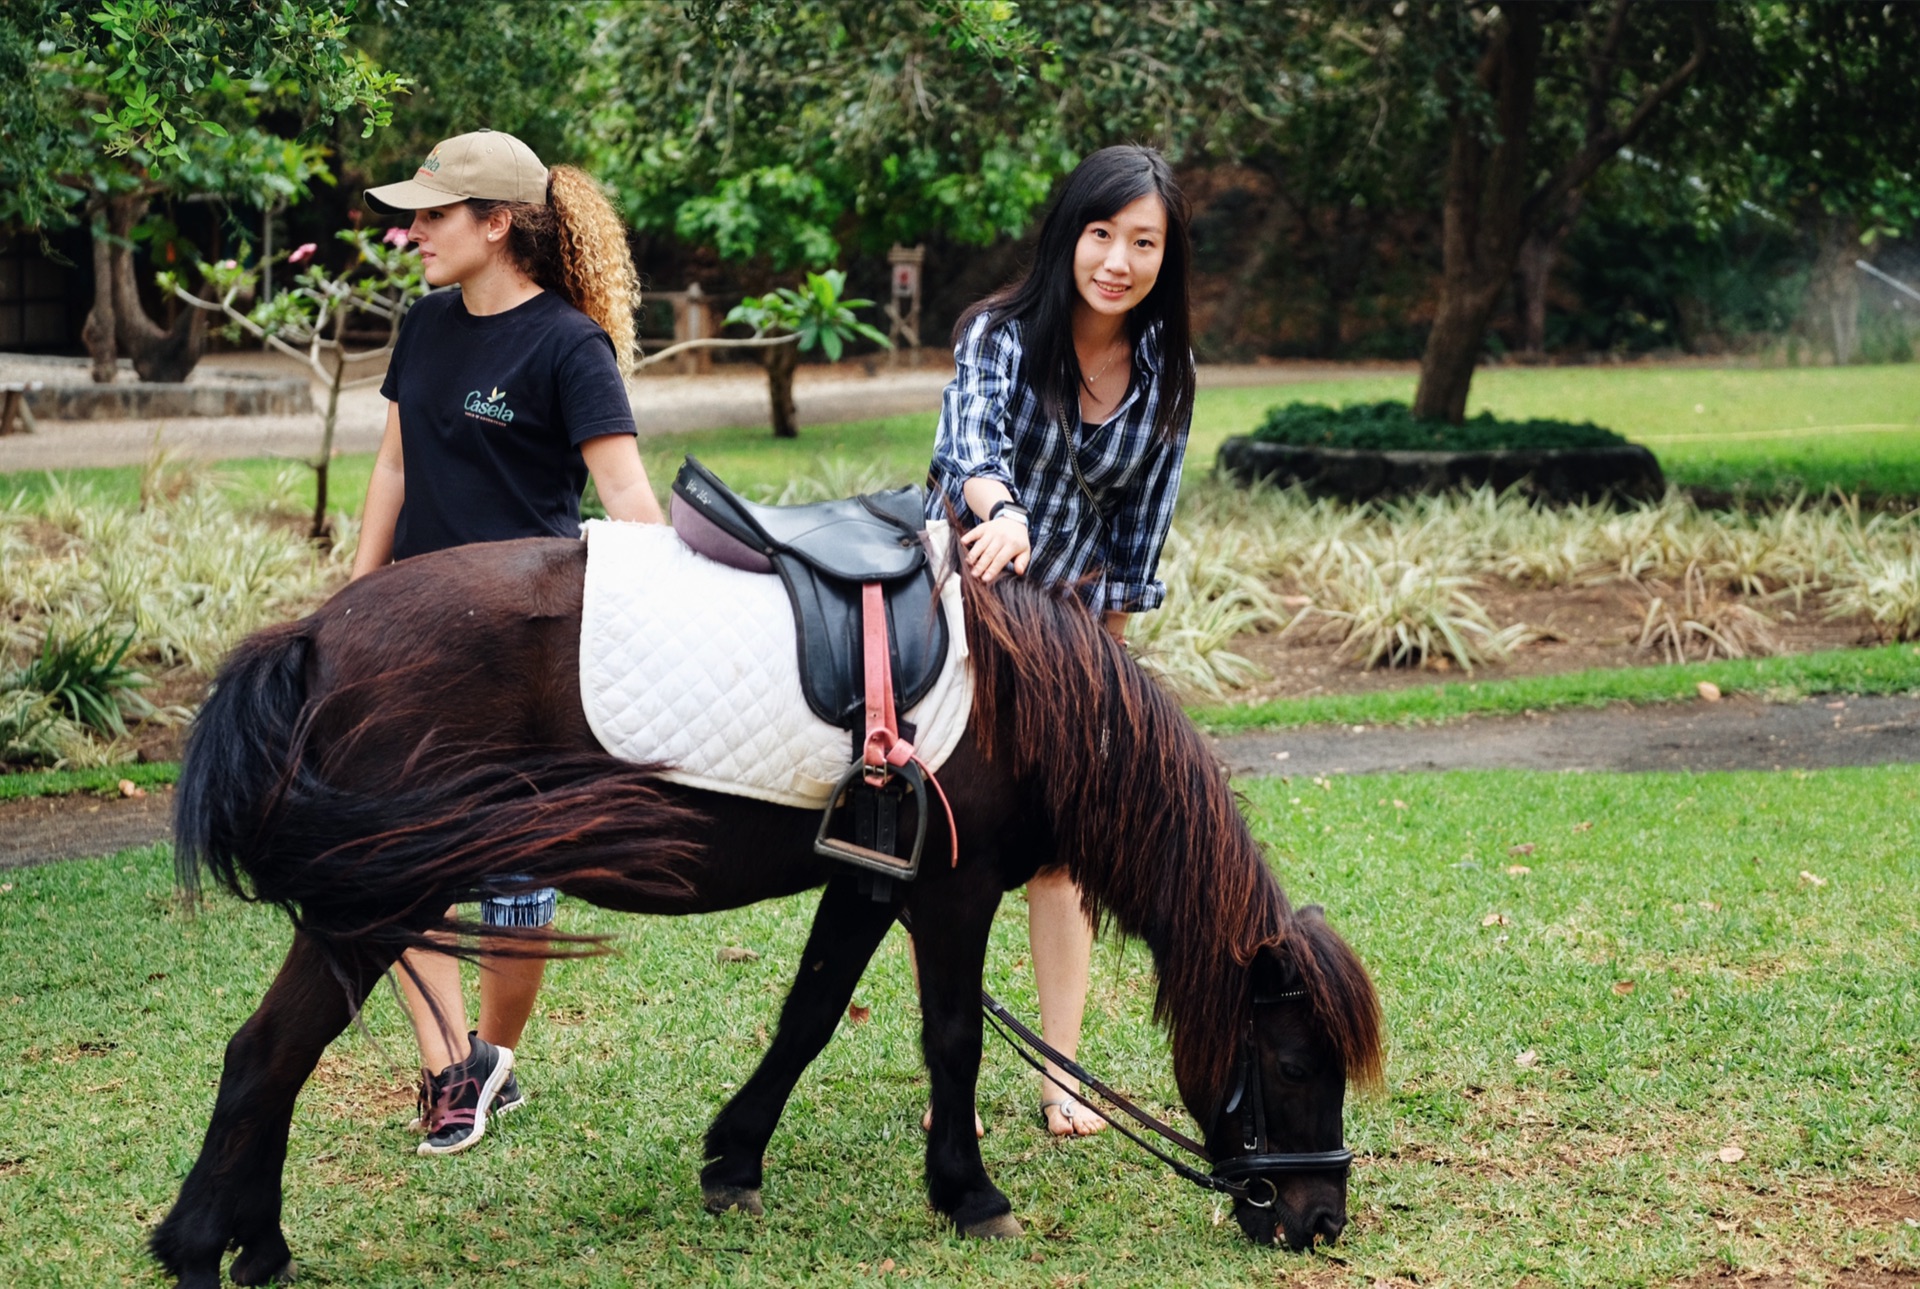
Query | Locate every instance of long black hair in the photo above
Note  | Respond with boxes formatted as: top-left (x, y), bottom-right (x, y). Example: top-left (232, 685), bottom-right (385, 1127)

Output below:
top-left (955, 145), bottom-right (1194, 445)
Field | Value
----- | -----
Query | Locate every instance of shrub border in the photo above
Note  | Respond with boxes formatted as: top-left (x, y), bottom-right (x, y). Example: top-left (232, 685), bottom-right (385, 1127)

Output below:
top-left (1218, 437), bottom-right (1666, 502)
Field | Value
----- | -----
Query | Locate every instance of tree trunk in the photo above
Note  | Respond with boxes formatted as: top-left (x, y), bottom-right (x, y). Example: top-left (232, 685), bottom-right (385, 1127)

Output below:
top-left (104, 194), bottom-right (207, 384)
top-left (82, 209), bottom-right (119, 384)
top-left (309, 348), bottom-right (346, 549)
top-left (764, 339), bottom-right (799, 438)
top-left (1513, 190), bottom-right (1582, 357)
top-left (1412, 7), bottom-right (1545, 422)
top-left (1810, 212), bottom-right (1861, 364)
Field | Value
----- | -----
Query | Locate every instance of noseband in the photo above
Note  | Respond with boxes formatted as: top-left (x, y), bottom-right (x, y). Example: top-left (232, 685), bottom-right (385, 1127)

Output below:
top-left (1207, 989), bottom-right (1354, 1206)
top-left (978, 983), bottom-right (1354, 1206)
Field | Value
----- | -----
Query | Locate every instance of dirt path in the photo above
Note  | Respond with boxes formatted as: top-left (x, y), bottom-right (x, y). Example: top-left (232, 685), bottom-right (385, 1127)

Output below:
top-left (8, 693), bottom-right (1916, 870)
top-left (0, 354), bottom-right (1362, 472)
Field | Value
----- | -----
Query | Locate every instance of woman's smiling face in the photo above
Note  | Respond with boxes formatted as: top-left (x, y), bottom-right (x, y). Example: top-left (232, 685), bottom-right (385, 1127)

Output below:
top-left (1072, 192), bottom-right (1168, 320)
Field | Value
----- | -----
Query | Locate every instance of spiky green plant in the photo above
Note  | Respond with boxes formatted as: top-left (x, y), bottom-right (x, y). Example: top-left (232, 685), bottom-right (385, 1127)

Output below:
top-left (1634, 564), bottom-right (1780, 663)
top-left (1826, 551), bottom-right (1920, 642)
top-left (10, 620), bottom-right (154, 736)
top-left (1299, 553), bottom-right (1534, 672)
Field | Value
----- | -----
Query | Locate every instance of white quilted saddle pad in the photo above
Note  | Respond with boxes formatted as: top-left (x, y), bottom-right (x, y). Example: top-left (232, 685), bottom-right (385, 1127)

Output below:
top-left (579, 518), bottom-right (972, 808)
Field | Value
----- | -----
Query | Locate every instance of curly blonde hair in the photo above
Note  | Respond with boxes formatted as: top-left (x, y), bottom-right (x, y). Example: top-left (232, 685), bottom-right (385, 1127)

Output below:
top-left (470, 164), bottom-right (640, 370)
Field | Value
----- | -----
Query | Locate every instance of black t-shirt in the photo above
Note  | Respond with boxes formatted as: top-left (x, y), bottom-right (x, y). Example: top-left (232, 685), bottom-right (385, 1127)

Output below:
top-left (380, 288), bottom-right (636, 560)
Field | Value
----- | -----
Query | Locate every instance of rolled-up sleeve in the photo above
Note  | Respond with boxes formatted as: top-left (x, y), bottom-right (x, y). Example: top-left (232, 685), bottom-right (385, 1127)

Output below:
top-left (929, 316), bottom-right (1020, 521)
top-left (1095, 414), bottom-right (1190, 614)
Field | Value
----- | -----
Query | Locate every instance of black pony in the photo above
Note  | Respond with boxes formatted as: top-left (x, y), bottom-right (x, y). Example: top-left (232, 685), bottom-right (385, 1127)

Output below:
top-left (150, 536), bottom-right (1384, 1287)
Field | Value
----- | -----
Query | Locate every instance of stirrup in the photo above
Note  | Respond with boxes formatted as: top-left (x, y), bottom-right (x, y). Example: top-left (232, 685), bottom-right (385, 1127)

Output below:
top-left (814, 757), bottom-right (928, 880)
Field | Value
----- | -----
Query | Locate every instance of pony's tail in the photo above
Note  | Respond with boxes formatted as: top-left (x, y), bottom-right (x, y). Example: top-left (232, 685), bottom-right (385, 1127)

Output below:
top-left (174, 619), bottom-right (316, 908)
top-left (241, 751), bottom-right (705, 962)
top-left (174, 623), bottom-right (704, 963)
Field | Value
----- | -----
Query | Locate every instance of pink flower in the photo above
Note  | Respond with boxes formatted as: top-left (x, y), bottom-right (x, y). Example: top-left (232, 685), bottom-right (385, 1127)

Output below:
top-left (288, 243), bottom-right (317, 264)
top-left (383, 227), bottom-right (411, 247)
top-left (216, 259), bottom-right (238, 270)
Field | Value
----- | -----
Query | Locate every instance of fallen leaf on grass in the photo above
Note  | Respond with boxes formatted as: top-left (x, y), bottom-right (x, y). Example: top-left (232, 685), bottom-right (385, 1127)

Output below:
top-left (877, 1259), bottom-right (894, 1272)
top-left (1508, 842), bottom-right (1535, 857)
top-left (716, 946), bottom-right (759, 963)
top-left (1392, 799), bottom-right (1407, 810)
top-left (0, 884), bottom-right (11, 894)
top-left (1572, 820), bottom-right (1593, 833)
top-left (1696, 681), bottom-right (1722, 702)
top-left (1515, 1050), bottom-right (1539, 1069)
top-left (1717, 1145), bottom-right (1746, 1163)
top-left (846, 1003), bottom-right (871, 1024)
top-left (1505, 864), bottom-right (1531, 876)
top-left (1611, 980), bottom-right (1635, 996)
top-left (1798, 870), bottom-right (1828, 887)
top-left (118, 779), bottom-right (146, 799)
top-left (1715, 1219), bottom-right (1738, 1232)
top-left (1481, 913), bottom-right (1510, 927)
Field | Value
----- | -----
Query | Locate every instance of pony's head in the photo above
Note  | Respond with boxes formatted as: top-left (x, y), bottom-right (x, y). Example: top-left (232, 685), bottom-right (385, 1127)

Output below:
top-left (1199, 907), bottom-right (1384, 1249)
top-left (958, 572), bottom-right (1384, 1247)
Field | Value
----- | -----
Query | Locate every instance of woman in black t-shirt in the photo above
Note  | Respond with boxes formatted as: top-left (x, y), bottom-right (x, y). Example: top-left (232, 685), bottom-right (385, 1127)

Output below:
top-left (353, 128), bottom-right (662, 1157)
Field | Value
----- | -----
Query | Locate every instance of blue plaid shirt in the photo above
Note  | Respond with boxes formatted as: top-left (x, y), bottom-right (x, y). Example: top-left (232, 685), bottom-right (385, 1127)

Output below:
top-left (926, 313), bottom-right (1190, 613)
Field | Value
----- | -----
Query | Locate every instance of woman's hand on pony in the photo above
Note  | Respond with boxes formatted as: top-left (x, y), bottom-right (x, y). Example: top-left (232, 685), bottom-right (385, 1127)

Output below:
top-left (960, 515), bottom-right (1031, 583)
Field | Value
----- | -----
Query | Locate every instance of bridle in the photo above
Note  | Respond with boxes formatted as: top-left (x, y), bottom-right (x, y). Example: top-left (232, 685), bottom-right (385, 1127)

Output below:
top-left (978, 983), bottom-right (1354, 1208)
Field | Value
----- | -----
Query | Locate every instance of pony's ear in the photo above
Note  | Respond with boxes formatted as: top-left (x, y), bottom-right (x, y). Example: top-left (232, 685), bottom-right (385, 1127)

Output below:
top-left (1297, 903), bottom-right (1327, 924)
top-left (1251, 942), bottom-right (1303, 1002)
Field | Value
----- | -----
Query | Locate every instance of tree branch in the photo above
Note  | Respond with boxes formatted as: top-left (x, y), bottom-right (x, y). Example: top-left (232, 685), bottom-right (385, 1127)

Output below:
top-left (1527, 5), bottom-right (1707, 227)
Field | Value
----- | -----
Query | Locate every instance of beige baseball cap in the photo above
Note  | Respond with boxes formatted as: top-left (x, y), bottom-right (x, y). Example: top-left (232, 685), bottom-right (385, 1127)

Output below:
top-left (365, 129), bottom-right (549, 212)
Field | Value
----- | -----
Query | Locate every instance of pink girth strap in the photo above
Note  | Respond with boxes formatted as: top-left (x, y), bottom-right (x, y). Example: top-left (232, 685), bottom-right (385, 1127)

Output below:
top-left (860, 582), bottom-right (959, 868)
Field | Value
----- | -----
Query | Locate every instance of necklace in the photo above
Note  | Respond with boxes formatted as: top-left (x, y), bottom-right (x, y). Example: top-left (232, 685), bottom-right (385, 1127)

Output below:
top-left (1079, 341), bottom-right (1124, 391)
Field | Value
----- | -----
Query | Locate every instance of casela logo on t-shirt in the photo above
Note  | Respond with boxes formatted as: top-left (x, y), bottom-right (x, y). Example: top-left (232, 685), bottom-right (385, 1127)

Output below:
top-left (464, 385), bottom-right (515, 425)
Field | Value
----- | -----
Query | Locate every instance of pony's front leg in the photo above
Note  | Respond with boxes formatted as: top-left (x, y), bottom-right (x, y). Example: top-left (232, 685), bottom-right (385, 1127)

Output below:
top-left (702, 873), bottom-right (898, 1216)
top-left (151, 931), bottom-right (391, 1289)
top-left (911, 875), bottom-right (1019, 1238)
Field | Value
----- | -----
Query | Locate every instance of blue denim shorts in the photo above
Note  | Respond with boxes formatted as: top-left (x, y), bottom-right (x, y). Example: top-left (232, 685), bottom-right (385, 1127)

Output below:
top-left (480, 882), bottom-right (558, 928)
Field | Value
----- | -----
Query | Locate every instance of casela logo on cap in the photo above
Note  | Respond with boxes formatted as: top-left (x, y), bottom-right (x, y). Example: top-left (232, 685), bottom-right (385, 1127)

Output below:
top-left (418, 151), bottom-right (442, 175)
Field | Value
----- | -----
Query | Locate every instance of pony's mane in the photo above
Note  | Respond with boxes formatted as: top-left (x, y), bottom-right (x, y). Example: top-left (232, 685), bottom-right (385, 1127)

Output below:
top-left (959, 572), bottom-right (1384, 1099)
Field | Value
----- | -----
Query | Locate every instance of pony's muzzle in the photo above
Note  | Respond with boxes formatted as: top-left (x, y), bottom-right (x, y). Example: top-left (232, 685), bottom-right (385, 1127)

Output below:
top-left (1233, 1176), bottom-right (1348, 1249)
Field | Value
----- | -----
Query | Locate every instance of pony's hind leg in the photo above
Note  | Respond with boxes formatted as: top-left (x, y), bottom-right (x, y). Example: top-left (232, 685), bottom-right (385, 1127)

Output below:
top-left (701, 873), bottom-right (899, 1217)
top-left (151, 931), bottom-right (392, 1288)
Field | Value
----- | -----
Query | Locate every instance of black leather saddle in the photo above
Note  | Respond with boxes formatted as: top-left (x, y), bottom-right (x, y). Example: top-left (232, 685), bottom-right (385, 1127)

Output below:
top-left (669, 456), bottom-right (948, 730)
top-left (669, 457), bottom-right (952, 883)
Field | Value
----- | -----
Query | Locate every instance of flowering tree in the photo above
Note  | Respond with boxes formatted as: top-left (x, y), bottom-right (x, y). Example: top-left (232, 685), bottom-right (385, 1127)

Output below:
top-left (159, 228), bottom-right (422, 545)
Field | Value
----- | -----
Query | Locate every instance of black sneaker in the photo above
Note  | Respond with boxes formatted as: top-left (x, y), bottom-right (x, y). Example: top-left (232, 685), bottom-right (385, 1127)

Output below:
top-left (415, 1033), bottom-right (515, 1157)
top-left (491, 1070), bottom-right (527, 1117)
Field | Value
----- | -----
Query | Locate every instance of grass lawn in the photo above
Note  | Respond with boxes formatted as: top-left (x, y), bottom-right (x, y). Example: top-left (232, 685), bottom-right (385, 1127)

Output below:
top-left (1196, 642), bottom-right (1920, 734)
top-left (2, 766), bottom-right (1914, 1286)
top-left (632, 361), bottom-right (1920, 501)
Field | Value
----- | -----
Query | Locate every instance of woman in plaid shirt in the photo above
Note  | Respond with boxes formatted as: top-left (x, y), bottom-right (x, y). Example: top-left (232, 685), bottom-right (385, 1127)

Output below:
top-left (927, 145), bottom-right (1196, 1136)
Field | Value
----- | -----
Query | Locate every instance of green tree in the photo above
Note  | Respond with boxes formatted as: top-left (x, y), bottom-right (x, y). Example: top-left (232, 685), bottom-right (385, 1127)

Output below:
top-left (1, 0), bottom-right (402, 383)
top-left (589, 0), bottom-right (1066, 269)
top-left (1368, 2), bottom-right (1723, 422)
top-left (725, 270), bottom-right (889, 436)
top-left (1737, 2), bottom-right (1920, 363)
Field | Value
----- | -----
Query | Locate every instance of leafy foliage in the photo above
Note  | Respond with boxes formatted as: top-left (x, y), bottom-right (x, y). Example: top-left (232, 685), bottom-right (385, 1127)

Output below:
top-left (1249, 401), bottom-right (1628, 452)
top-left (589, 0), bottom-right (1068, 266)
top-left (8, 619), bottom-right (152, 740)
top-left (724, 270), bottom-right (890, 362)
top-left (2, 0), bottom-right (403, 231)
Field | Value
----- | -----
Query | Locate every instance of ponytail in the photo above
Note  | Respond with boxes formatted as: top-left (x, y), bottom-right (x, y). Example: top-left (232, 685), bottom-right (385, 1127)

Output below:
top-left (467, 165), bottom-right (640, 370)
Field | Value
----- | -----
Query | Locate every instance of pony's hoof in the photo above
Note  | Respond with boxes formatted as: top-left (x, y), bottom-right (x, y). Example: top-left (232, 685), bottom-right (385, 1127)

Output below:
top-left (702, 1184), bottom-right (764, 1217)
top-left (230, 1234), bottom-right (295, 1285)
top-left (961, 1213), bottom-right (1024, 1240)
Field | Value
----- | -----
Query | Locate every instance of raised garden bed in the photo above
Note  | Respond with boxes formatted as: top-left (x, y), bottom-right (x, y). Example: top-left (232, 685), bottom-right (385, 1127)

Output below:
top-left (1219, 400), bottom-right (1665, 502)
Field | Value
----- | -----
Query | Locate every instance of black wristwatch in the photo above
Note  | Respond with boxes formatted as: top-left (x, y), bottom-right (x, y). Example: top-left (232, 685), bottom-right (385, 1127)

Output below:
top-left (987, 499), bottom-right (1029, 525)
